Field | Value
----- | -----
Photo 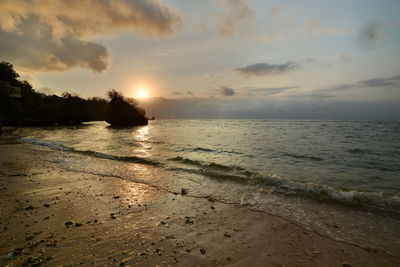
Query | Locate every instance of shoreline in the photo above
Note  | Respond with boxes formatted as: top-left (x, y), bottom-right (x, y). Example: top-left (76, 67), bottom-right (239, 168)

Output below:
top-left (1, 143), bottom-right (399, 266)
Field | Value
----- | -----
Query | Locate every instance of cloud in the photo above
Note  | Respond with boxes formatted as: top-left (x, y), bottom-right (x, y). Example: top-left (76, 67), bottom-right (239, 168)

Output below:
top-left (218, 0), bottom-right (255, 36)
top-left (358, 22), bottom-right (386, 49)
top-left (235, 62), bottom-right (299, 77)
top-left (242, 86), bottom-right (297, 96)
top-left (172, 91), bottom-right (182, 96)
top-left (301, 20), bottom-right (342, 35)
top-left (0, 0), bottom-right (181, 39)
top-left (323, 75), bottom-right (400, 93)
top-left (0, 19), bottom-right (109, 72)
top-left (292, 74), bottom-right (400, 99)
top-left (221, 86), bottom-right (235, 96)
top-left (186, 91), bottom-right (194, 95)
top-left (358, 75), bottom-right (400, 88)
top-left (0, 0), bottom-right (181, 72)
top-left (36, 87), bottom-right (56, 95)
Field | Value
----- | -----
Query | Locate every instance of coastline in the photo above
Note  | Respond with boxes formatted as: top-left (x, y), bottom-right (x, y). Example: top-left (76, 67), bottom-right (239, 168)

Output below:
top-left (1, 143), bottom-right (399, 266)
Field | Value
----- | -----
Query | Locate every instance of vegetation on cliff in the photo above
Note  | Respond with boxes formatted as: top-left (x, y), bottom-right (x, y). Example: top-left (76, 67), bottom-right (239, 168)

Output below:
top-left (105, 90), bottom-right (148, 127)
top-left (0, 62), bottom-right (147, 127)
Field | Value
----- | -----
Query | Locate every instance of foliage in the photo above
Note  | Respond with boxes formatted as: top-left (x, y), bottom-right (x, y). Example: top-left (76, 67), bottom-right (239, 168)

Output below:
top-left (0, 61), bottom-right (147, 127)
top-left (105, 89), bottom-right (148, 126)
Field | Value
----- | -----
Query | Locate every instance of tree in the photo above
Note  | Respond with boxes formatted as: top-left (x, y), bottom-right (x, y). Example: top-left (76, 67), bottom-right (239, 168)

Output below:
top-left (105, 90), bottom-right (148, 127)
top-left (0, 62), bottom-right (19, 85)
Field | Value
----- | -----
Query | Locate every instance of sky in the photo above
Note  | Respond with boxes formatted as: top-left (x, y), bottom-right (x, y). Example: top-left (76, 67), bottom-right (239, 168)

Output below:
top-left (1, 0), bottom-right (400, 119)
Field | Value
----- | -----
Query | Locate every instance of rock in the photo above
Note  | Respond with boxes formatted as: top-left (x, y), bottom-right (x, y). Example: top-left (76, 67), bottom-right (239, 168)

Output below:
top-left (342, 262), bottom-right (352, 267)
top-left (25, 253), bottom-right (53, 266)
top-left (64, 221), bottom-right (73, 227)
top-left (25, 235), bottom-right (34, 240)
top-left (74, 222), bottom-right (83, 227)
top-left (224, 233), bottom-right (232, 238)
top-left (43, 203), bottom-right (50, 207)
top-left (12, 247), bottom-right (24, 256)
top-left (181, 188), bottom-right (188, 195)
top-left (200, 248), bottom-right (206, 254)
top-left (185, 216), bottom-right (194, 224)
top-left (105, 91), bottom-right (148, 127)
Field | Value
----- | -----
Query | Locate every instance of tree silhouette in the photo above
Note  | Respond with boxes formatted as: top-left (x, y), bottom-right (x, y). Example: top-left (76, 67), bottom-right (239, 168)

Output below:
top-left (0, 61), bottom-right (148, 128)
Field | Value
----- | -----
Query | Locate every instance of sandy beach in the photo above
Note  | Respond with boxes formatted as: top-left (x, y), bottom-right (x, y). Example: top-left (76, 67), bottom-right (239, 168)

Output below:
top-left (0, 143), bottom-right (399, 267)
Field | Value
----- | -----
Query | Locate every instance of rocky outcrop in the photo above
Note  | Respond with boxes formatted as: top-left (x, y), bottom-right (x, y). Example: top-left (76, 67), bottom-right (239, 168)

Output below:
top-left (105, 96), bottom-right (148, 127)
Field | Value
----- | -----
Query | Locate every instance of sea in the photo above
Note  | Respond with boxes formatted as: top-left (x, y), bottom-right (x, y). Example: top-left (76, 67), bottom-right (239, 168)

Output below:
top-left (3, 120), bottom-right (400, 255)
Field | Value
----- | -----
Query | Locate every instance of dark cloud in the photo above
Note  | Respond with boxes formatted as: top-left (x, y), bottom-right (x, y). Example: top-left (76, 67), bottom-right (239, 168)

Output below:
top-left (186, 91), bottom-right (194, 95)
top-left (218, 0), bottom-right (255, 36)
top-left (0, 0), bottom-right (181, 39)
top-left (322, 75), bottom-right (400, 93)
top-left (0, 0), bottom-right (181, 72)
top-left (0, 19), bottom-right (109, 72)
top-left (358, 22), bottom-right (386, 49)
top-left (221, 86), bottom-right (235, 96)
top-left (289, 74), bottom-right (400, 100)
top-left (358, 75), bottom-right (400, 88)
top-left (172, 91), bottom-right (182, 96)
top-left (243, 86), bottom-right (297, 96)
top-left (235, 62), bottom-right (299, 77)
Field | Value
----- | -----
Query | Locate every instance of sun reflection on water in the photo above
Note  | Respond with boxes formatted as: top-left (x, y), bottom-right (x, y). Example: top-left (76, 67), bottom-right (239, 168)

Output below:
top-left (134, 126), bottom-right (151, 157)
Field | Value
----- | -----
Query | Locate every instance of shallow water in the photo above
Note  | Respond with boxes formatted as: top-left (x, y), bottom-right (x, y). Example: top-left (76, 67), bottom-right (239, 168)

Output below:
top-left (5, 120), bottom-right (400, 255)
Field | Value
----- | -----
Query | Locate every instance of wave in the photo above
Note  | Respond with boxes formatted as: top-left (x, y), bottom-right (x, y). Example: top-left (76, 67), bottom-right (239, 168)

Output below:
top-left (177, 146), bottom-right (247, 156)
top-left (283, 153), bottom-right (323, 161)
top-left (21, 137), bottom-right (160, 166)
top-left (168, 156), bottom-right (400, 215)
top-left (20, 137), bottom-right (400, 215)
top-left (346, 148), bottom-right (373, 154)
top-left (192, 147), bottom-right (215, 152)
top-left (168, 156), bottom-right (244, 171)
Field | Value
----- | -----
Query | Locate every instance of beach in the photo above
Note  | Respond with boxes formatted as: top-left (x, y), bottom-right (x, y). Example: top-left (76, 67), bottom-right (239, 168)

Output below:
top-left (1, 143), bottom-right (399, 266)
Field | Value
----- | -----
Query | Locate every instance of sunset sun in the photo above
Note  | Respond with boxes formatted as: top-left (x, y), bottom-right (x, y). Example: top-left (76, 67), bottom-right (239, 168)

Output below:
top-left (134, 85), bottom-right (150, 99)
top-left (137, 90), bottom-right (148, 99)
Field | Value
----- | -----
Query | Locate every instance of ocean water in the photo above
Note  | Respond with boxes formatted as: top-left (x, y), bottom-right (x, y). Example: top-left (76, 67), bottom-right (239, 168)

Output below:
top-left (5, 120), bottom-right (400, 254)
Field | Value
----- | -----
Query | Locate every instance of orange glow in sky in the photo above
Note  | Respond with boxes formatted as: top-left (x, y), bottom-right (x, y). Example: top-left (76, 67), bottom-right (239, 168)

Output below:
top-left (133, 84), bottom-right (150, 99)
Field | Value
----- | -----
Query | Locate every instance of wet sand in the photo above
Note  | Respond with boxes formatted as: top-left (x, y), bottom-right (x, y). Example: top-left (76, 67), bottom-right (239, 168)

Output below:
top-left (0, 143), bottom-right (399, 266)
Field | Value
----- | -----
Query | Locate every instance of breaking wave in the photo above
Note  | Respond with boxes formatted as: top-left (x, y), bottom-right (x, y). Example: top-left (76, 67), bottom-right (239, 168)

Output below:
top-left (168, 156), bottom-right (400, 215)
top-left (21, 137), bottom-right (160, 166)
top-left (20, 136), bottom-right (400, 216)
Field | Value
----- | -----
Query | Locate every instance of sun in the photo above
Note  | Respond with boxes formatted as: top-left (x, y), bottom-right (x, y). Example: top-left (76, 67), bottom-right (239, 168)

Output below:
top-left (137, 90), bottom-right (147, 99)
top-left (134, 85), bottom-right (149, 99)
